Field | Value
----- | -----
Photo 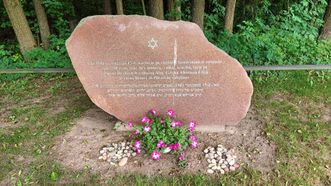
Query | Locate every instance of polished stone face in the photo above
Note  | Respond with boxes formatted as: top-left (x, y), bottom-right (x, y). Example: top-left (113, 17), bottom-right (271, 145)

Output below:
top-left (66, 15), bottom-right (253, 129)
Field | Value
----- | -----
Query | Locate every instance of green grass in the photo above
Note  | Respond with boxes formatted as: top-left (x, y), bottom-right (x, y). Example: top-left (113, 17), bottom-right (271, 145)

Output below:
top-left (0, 71), bottom-right (330, 185)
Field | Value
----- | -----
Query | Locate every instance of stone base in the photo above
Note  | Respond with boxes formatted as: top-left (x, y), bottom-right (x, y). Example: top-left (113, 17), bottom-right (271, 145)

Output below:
top-left (82, 108), bottom-right (239, 134)
top-left (195, 125), bottom-right (238, 134)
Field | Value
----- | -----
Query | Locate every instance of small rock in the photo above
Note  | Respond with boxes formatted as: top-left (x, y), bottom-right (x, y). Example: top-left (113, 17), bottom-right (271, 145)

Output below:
top-left (207, 169), bottom-right (214, 174)
top-left (220, 169), bottom-right (225, 174)
top-left (229, 166), bottom-right (236, 171)
top-left (228, 159), bottom-right (235, 166)
top-left (110, 162), bottom-right (116, 166)
top-left (211, 166), bottom-right (218, 170)
top-left (211, 159), bottom-right (216, 164)
top-left (118, 157), bottom-right (128, 166)
top-left (204, 149), bottom-right (209, 154)
top-left (132, 152), bottom-right (136, 157)
top-left (208, 163), bottom-right (216, 168)
top-left (221, 164), bottom-right (227, 169)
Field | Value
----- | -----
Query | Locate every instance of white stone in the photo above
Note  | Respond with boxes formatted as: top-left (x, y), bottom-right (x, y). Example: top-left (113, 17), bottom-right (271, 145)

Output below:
top-left (228, 159), bottom-right (235, 166)
top-left (229, 166), bottom-right (236, 171)
top-left (204, 149), bottom-right (209, 154)
top-left (220, 169), bottom-right (225, 174)
top-left (207, 169), bottom-right (214, 174)
top-left (211, 166), bottom-right (218, 170)
top-left (211, 159), bottom-right (216, 164)
top-left (110, 162), bottom-right (116, 166)
top-left (208, 163), bottom-right (216, 168)
top-left (118, 157), bottom-right (128, 166)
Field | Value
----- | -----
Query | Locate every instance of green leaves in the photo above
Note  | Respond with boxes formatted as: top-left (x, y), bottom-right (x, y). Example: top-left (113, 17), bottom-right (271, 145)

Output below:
top-left (135, 114), bottom-right (192, 155)
top-left (50, 171), bottom-right (59, 181)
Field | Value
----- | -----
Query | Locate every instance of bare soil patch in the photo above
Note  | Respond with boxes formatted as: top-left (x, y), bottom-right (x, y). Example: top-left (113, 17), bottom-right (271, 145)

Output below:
top-left (52, 106), bottom-right (276, 177)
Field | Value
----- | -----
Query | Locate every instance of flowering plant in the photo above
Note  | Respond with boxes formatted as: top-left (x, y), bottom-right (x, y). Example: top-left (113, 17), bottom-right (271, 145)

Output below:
top-left (128, 109), bottom-right (198, 164)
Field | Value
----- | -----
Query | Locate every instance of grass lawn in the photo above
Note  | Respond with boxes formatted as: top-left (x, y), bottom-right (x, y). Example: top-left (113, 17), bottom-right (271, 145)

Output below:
top-left (0, 71), bottom-right (330, 185)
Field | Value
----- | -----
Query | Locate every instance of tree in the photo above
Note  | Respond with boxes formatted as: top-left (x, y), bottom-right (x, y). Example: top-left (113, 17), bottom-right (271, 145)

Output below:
top-left (224, 0), bottom-right (237, 33)
top-left (33, 0), bottom-right (51, 49)
top-left (104, 0), bottom-right (112, 14)
top-left (192, 0), bottom-right (205, 29)
top-left (168, 0), bottom-right (181, 20)
top-left (116, 0), bottom-right (124, 15)
top-left (141, 0), bottom-right (146, 15)
top-left (320, 0), bottom-right (331, 40)
top-left (3, 0), bottom-right (36, 54)
top-left (149, 0), bottom-right (164, 20)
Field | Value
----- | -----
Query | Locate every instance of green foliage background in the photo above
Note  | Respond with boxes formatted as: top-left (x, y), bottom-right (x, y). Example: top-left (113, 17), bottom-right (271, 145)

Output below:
top-left (0, 0), bottom-right (330, 71)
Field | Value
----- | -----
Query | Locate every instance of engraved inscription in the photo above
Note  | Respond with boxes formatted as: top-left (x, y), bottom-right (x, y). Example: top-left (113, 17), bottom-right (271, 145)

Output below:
top-left (88, 60), bottom-right (222, 97)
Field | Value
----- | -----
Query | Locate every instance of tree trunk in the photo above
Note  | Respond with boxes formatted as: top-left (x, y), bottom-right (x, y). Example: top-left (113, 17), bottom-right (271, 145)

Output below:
top-left (224, 0), bottom-right (237, 33)
top-left (3, 0), bottom-right (36, 54)
top-left (115, 0), bottom-right (124, 15)
top-left (104, 0), bottom-right (112, 14)
top-left (320, 0), bottom-right (331, 40)
top-left (192, 0), bottom-right (205, 29)
top-left (168, 0), bottom-right (181, 20)
top-left (149, 0), bottom-right (164, 20)
top-left (141, 0), bottom-right (146, 15)
top-left (33, 0), bottom-right (51, 49)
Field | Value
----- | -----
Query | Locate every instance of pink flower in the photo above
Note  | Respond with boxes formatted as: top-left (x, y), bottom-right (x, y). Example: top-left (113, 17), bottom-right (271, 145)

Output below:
top-left (156, 140), bottom-right (166, 148)
top-left (135, 130), bottom-right (141, 135)
top-left (170, 121), bottom-right (177, 128)
top-left (160, 120), bottom-right (164, 124)
top-left (189, 121), bottom-right (196, 128)
top-left (175, 121), bottom-right (183, 126)
top-left (136, 148), bottom-right (142, 154)
top-left (141, 116), bottom-right (150, 124)
top-left (134, 140), bottom-right (141, 149)
top-left (189, 127), bottom-right (195, 132)
top-left (190, 140), bottom-right (198, 148)
top-left (128, 121), bottom-right (134, 127)
top-left (150, 109), bottom-right (157, 116)
top-left (151, 150), bottom-right (161, 160)
top-left (144, 125), bottom-right (151, 132)
top-left (189, 135), bottom-right (197, 142)
top-left (178, 152), bottom-right (184, 161)
top-left (169, 143), bottom-right (180, 151)
top-left (167, 109), bottom-right (175, 117)
top-left (171, 121), bottom-right (182, 128)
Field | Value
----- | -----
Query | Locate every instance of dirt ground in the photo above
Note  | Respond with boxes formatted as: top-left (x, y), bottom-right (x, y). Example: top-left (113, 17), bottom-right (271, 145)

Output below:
top-left (52, 106), bottom-right (276, 178)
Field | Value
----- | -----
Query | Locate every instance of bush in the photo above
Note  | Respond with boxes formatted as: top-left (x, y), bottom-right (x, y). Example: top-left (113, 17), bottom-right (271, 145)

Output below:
top-left (205, 0), bottom-right (331, 66)
top-left (129, 109), bottom-right (198, 166)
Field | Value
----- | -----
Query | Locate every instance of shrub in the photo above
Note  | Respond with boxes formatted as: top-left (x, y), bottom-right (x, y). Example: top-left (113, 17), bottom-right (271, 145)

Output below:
top-left (128, 109), bottom-right (198, 166)
top-left (204, 0), bottom-right (331, 66)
